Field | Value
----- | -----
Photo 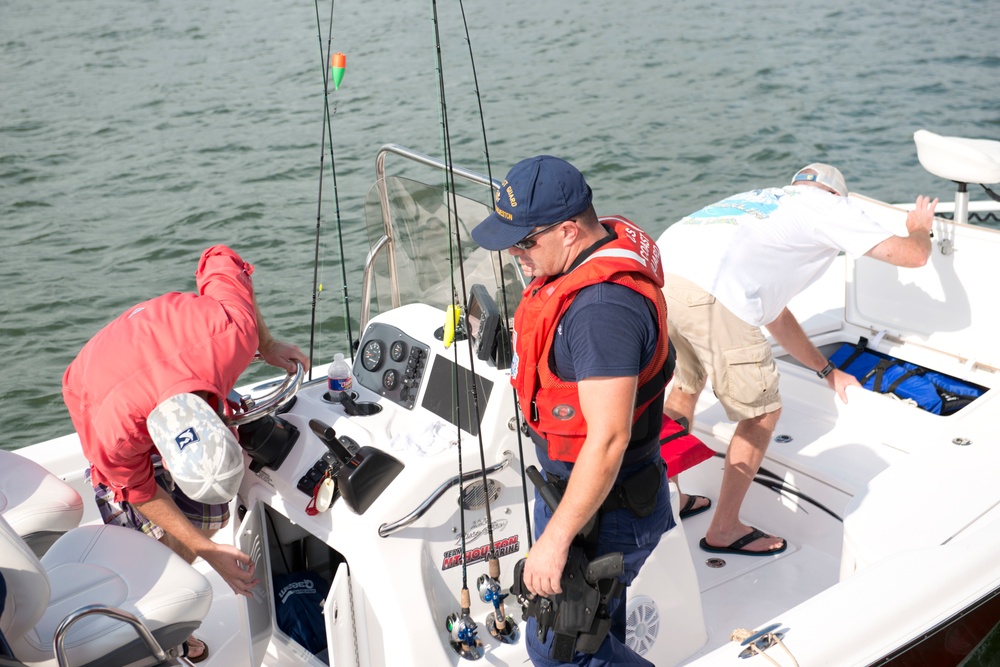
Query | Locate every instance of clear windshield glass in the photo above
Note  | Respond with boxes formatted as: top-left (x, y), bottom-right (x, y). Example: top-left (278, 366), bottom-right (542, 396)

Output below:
top-left (363, 175), bottom-right (523, 322)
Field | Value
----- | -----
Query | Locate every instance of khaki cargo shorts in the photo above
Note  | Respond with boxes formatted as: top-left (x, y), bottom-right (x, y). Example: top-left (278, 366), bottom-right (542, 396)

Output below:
top-left (664, 274), bottom-right (781, 422)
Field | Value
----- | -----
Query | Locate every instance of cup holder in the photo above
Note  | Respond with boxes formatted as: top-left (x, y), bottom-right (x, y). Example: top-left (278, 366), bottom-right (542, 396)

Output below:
top-left (323, 391), bottom-right (383, 416)
top-left (324, 391), bottom-right (359, 403)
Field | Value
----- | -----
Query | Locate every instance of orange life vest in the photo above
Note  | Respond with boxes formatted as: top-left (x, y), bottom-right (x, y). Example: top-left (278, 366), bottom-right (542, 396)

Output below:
top-left (511, 216), bottom-right (670, 462)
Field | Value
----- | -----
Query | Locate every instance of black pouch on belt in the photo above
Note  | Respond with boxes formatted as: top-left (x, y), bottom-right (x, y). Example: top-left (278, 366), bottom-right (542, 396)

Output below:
top-left (616, 458), bottom-right (662, 518)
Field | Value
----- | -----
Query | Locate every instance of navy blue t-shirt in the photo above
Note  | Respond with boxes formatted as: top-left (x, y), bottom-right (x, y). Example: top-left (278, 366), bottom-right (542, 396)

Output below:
top-left (551, 282), bottom-right (658, 382)
top-left (538, 281), bottom-right (660, 479)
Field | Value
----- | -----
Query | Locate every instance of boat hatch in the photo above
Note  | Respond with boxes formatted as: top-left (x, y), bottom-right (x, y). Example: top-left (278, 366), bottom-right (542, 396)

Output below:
top-left (845, 194), bottom-right (1000, 372)
top-left (237, 501), bottom-right (275, 667)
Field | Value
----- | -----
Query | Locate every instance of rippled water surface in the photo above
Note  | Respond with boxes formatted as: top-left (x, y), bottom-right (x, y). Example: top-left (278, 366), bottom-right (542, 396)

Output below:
top-left (3, 0), bottom-right (998, 449)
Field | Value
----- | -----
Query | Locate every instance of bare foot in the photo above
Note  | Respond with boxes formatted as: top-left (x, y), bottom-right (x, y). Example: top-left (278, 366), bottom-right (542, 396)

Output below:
top-left (185, 635), bottom-right (209, 663)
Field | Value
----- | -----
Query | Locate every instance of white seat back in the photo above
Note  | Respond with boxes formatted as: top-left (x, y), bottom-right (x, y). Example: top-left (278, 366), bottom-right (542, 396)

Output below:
top-left (0, 451), bottom-right (84, 557)
top-left (1, 512), bottom-right (213, 667)
top-left (0, 514), bottom-right (51, 646)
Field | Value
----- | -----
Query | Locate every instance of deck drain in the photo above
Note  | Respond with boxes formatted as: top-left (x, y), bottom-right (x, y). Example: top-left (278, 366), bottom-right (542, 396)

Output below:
top-left (774, 434), bottom-right (793, 443)
top-left (705, 557), bottom-right (726, 568)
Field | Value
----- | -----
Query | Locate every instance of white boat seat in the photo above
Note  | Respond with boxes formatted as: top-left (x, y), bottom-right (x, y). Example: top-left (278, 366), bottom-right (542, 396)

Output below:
top-left (913, 129), bottom-right (1000, 185)
top-left (0, 451), bottom-right (84, 558)
top-left (0, 514), bottom-right (212, 667)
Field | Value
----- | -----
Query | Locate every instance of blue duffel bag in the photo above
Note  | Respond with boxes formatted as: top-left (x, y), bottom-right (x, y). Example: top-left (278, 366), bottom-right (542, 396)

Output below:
top-left (273, 570), bottom-right (330, 655)
top-left (828, 338), bottom-right (984, 415)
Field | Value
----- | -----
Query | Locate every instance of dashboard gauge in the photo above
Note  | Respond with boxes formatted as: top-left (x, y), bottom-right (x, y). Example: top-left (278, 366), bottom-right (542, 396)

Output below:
top-left (361, 340), bottom-right (384, 371)
top-left (390, 340), bottom-right (407, 362)
top-left (382, 369), bottom-right (399, 391)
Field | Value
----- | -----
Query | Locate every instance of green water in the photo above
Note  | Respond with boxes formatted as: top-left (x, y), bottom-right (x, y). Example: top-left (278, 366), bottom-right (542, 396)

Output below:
top-left (2, 0), bottom-right (998, 446)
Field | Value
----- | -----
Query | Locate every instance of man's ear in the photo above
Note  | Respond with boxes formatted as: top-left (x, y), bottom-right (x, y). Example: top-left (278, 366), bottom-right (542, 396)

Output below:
top-left (560, 220), bottom-right (580, 246)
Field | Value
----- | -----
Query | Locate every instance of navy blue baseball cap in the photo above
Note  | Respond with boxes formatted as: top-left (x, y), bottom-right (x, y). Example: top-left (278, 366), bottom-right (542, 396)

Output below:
top-left (472, 155), bottom-right (593, 251)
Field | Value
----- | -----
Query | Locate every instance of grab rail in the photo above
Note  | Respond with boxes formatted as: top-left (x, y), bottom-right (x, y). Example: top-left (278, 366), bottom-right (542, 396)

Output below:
top-left (379, 450), bottom-right (513, 537)
top-left (54, 604), bottom-right (167, 667)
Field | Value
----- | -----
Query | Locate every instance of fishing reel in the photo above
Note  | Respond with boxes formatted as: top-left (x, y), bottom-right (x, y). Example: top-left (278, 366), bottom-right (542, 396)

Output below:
top-left (444, 612), bottom-right (483, 660)
top-left (476, 574), bottom-right (519, 643)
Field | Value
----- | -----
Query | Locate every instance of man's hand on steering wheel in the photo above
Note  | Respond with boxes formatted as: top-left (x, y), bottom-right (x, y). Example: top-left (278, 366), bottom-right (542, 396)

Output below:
top-left (259, 339), bottom-right (310, 374)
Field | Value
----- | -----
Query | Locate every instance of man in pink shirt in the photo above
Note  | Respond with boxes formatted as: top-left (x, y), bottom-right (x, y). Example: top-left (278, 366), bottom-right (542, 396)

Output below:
top-left (63, 245), bottom-right (309, 661)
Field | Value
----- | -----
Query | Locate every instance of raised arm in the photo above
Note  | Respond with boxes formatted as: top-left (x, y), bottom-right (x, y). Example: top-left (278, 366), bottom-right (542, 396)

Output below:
top-left (864, 195), bottom-right (938, 268)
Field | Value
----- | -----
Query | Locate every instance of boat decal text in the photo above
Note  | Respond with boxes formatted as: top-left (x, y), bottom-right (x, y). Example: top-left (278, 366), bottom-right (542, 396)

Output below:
top-left (441, 535), bottom-right (520, 570)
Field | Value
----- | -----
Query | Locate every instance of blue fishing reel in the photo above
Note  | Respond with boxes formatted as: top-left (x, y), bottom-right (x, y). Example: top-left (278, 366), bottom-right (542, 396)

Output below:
top-left (445, 612), bottom-right (483, 660)
top-left (477, 574), bottom-right (519, 643)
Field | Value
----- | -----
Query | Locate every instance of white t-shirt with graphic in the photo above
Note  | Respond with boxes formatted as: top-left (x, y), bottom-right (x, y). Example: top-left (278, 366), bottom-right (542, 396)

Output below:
top-left (658, 185), bottom-right (895, 326)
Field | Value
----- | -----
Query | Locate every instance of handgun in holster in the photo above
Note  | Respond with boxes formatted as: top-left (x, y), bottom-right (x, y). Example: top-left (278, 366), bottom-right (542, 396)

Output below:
top-left (510, 466), bottom-right (625, 662)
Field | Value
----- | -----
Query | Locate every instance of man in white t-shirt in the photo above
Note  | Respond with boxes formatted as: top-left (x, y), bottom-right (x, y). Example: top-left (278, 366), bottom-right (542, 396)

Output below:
top-left (657, 164), bottom-right (937, 555)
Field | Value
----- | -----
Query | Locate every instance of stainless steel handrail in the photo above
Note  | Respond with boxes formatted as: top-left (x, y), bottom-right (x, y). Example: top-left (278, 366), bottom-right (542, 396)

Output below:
top-left (54, 604), bottom-right (167, 667)
top-left (379, 450), bottom-right (513, 537)
top-left (360, 143), bottom-right (502, 331)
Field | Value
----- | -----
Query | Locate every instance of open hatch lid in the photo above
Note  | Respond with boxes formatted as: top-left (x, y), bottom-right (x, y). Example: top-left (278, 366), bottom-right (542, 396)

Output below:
top-left (845, 194), bottom-right (1000, 372)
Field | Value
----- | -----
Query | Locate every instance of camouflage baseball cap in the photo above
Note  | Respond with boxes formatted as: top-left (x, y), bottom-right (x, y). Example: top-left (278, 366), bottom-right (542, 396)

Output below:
top-left (147, 393), bottom-right (244, 505)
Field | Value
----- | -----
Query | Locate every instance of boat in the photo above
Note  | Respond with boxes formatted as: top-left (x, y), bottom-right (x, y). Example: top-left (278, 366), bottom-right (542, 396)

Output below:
top-left (2, 5), bottom-right (1000, 661)
top-left (4, 128), bottom-right (999, 667)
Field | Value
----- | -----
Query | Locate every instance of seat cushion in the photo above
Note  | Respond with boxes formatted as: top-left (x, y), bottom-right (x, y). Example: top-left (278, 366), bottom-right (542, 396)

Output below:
top-left (0, 451), bottom-right (84, 554)
top-left (0, 516), bottom-right (50, 645)
top-left (10, 524), bottom-right (212, 666)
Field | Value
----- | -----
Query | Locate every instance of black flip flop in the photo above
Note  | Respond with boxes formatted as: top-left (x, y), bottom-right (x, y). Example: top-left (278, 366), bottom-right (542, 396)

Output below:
top-left (699, 527), bottom-right (787, 556)
top-left (679, 494), bottom-right (712, 520)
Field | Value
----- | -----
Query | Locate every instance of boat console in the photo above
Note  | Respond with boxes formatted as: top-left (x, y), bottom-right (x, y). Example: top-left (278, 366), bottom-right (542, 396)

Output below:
top-left (222, 272), bottom-right (706, 665)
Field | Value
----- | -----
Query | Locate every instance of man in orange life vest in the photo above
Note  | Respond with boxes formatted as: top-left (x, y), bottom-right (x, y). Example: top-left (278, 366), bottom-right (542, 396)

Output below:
top-left (472, 156), bottom-right (675, 666)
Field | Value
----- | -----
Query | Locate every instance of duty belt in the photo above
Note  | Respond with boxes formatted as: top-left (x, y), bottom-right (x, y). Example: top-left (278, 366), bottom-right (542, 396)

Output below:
top-left (543, 454), bottom-right (663, 518)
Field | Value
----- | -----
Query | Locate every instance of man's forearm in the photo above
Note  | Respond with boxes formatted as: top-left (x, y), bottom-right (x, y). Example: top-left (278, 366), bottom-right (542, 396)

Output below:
top-left (133, 485), bottom-right (214, 558)
top-left (764, 308), bottom-right (828, 374)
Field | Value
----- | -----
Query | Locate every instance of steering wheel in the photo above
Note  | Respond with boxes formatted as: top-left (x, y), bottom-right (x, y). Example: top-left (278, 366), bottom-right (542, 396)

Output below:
top-left (226, 361), bottom-right (305, 427)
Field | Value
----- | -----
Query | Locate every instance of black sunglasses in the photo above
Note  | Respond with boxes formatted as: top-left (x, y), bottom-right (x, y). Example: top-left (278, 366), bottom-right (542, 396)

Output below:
top-left (511, 221), bottom-right (566, 250)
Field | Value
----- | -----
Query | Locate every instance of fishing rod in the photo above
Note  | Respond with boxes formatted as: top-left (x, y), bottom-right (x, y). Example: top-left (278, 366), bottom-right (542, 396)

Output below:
top-left (456, 0), bottom-right (535, 556)
top-left (428, 0), bottom-right (476, 650)
top-left (308, 0), bottom-right (355, 375)
top-left (451, 0), bottom-right (528, 644)
top-left (429, 0), bottom-right (519, 655)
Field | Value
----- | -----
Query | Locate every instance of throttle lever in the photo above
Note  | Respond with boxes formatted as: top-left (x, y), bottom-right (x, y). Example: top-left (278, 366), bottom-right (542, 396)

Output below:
top-left (308, 419), bottom-right (353, 463)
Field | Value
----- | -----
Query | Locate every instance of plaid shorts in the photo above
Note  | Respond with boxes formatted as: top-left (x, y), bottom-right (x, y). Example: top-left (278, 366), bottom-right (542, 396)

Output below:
top-left (88, 456), bottom-right (230, 539)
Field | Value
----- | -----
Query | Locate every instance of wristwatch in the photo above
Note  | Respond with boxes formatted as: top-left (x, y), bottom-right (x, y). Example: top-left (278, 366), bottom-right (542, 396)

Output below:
top-left (816, 361), bottom-right (835, 378)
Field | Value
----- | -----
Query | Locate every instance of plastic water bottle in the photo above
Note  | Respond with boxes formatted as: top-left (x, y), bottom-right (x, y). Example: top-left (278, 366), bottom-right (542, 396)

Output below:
top-left (327, 353), bottom-right (353, 397)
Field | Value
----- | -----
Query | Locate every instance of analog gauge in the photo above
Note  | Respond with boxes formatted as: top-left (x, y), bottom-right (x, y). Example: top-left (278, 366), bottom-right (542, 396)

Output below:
top-left (390, 340), bottom-right (407, 362)
top-left (382, 369), bottom-right (399, 391)
top-left (362, 340), bottom-right (384, 371)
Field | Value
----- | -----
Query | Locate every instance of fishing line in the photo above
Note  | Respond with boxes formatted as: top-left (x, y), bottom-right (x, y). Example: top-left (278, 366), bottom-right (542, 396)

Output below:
top-left (431, 0), bottom-right (504, 625)
top-left (451, 0), bottom-right (523, 608)
top-left (309, 0), bottom-right (355, 371)
top-left (456, 0), bottom-right (534, 548)
top-left (433, 2), bottom-right (519, 642)
top-left (429, 0), bottom-right (475, 605)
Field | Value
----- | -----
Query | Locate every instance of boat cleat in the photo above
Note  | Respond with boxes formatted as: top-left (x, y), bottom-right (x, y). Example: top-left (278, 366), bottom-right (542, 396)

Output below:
top-left (732, 623), bottom-right (797, 663)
